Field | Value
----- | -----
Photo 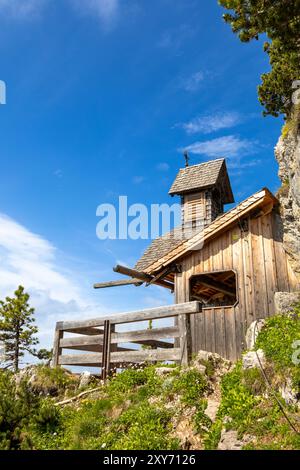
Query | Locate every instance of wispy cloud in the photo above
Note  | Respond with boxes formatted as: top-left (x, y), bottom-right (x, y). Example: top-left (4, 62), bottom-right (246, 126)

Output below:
top-left (54, 169), bottom-right (63, 178)
top-left (0, 0), bottom-right (47, 18)
top-left (157, 24), bottom-right (194, 52)
top-left (0, 0), bottom-right (120, 25)
top-left (132, 176), bottom-right (145, 184)
top-left (69, 0), bottom-right (120, 26)
top-left (0, 213), bottom-right (104, 349)
top-left (179, 112), bottom-right (241, 135)
top-left (182, 71), bottom-right (205, 92)
top-left (182, 135), bottom-right (261, 169)
top-left (156, 163), bottom-right (170, 172)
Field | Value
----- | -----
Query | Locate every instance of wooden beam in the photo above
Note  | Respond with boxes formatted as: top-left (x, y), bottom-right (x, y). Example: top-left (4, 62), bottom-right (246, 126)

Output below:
top-left (59, 348), bottom-right (181, 366)
top-left (146, 266), bottom-right (174, 286)
top-left (94, 279), bottom-right (143, 289)
top-left (64, 327), bottom-right (104, 336)
top-left (112, 326), bottom-right (180, 344)
top-left (52, 326), bottom-right (63, 368)
top-left (196, 275), bottom-right (236, 298)
top-left (113, 265), bottom-right (174, 291)
top-left (59, 301), bottom-right (201, 330)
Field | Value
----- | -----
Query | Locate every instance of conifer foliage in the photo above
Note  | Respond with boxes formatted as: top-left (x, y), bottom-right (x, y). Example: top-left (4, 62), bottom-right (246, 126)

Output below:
top-left (0, 286), bottom-right (39, 372)
top-left (219, 0), bottom-right (300, 117)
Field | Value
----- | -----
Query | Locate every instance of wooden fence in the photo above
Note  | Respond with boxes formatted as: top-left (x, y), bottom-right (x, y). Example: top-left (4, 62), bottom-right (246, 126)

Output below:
top-left (52, 302), bottom-right (201, 378)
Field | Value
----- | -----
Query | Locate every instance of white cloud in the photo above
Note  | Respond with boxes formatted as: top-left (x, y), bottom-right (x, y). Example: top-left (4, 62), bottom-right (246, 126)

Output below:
top-left (132, 176), bottom-right (145, 184)
top-left (182, 71), bottom-right (205, 92)
top-left (183, 135), bottom-right (261, 169)
top-left (0, 213), bottom-right (107, 350)
top-left (0, 0), bottom-right (120, 25)
top-left (180, 112), bottom-right (241, 135)
top-left (156, 163), bottom-right (170, 172)
top-left (70, 0), bottom-right (119, 25)
top-left (0, 0), bottom-right (46, 18)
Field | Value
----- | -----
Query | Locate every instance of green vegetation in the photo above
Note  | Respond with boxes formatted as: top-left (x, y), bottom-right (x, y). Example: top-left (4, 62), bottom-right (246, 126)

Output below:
top-left (203, 304), bottom-right (300, 449)
top-left (0, 286), bottom-right (39, 372)
top-left (219, 0), bottom-right (300, 117)
top-left (1, 304), bottom-right (300, 450)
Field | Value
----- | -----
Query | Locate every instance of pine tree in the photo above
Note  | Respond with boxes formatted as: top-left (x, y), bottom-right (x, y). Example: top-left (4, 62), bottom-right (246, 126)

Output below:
top-left (219, 0), bottom-right (300, 117)
top-left (0, 286), bottom-right (39, 372)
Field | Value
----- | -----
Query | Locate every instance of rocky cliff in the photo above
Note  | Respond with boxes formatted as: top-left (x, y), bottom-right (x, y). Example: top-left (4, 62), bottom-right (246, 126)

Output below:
top-left (275, 116), bottom-right (300, 277)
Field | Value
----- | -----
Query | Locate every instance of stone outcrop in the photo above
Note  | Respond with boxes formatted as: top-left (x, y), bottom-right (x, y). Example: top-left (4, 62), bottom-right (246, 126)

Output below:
top-left (275, 123), bottom-right (300, 276)
top-left (274, 291), bottom-right (300, 314)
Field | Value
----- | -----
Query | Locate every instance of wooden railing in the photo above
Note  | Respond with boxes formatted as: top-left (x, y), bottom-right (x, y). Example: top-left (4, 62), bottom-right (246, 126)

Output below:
top-left (52, 302), bottom-right (201, 378)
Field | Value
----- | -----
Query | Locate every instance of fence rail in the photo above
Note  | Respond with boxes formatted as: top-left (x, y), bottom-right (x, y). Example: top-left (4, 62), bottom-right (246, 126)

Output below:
top-left (52, 301), bottom-right (200, 378)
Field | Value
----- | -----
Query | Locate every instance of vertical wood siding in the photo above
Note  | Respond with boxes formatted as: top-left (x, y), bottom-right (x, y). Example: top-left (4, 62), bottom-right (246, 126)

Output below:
top-left (175, 211), bottom-right (300, 361)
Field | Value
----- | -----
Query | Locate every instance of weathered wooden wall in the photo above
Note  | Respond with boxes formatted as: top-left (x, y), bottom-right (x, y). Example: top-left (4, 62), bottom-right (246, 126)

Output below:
top-left (175, 210), bottom-right (300, 361)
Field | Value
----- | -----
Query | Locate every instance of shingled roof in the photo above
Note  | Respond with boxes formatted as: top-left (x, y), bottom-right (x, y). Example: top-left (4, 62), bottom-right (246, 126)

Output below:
top-left (135, 188), bottom-right (278, 274)
top-left (135, 227), bottom-right (187, 272)
top-left (169, 158), bottom-right (234, 204)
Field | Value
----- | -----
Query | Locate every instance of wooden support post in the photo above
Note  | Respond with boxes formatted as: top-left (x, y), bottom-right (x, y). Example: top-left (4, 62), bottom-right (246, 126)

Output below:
top-left (101, 320), bottom-right (111, 381)
top-left (178, 313), bottom-right (192, 366)
top-left (52, 323), bottom-right (64, 368)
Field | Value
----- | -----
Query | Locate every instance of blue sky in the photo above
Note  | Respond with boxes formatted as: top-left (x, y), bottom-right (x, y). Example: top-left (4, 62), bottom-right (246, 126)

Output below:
top-left (0, 0), bottom-right (283, 352)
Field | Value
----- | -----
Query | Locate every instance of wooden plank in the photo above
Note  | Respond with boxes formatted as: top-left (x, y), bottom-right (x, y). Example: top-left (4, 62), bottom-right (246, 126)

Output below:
top-left (214, 307), bottom-right (226, 358)
top-left (60, 302), bottom-right (201, 330)
top-left (113, 326), bottom-right (179, 344)
top-left (110, 348), bottom-right (181, 364)
top-left (271, 212), bottom-right (290, 292)
top-left (64, 327), bottom-right (104, 336)
top-left (94, 279), bottom-right (143, 289)
top-left (204, 308), bottom-right (213, 353)
top-left (242, 216), bottom-right (255, 328)
top-left (52, 326), bottom-right (63, 367)
top-left (101, 320), bottom-right (111, 380)
top-left (178, 313), bottom-right (192, 365)
top-left (224, 307), bottom-right (237, 361)
top-left (59, 348), bottom-right (181, 365)
top-left (250, 217), bottom-right (268, 320)
top-left (261, 214), bottom-right (277, 316)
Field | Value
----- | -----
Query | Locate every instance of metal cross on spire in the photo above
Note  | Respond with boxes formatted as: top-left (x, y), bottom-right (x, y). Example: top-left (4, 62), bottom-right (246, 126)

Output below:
top-left (184, 150), bottom-right (190, 167)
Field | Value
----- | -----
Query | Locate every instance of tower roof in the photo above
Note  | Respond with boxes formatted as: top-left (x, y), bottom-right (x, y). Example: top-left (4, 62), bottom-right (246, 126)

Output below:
top-left (169, 158), bottom-right (234, 204)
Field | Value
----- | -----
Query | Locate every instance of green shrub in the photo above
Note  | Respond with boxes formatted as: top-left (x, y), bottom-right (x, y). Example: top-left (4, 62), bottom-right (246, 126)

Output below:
top-left (218, 363), bottom-right (260, 432)
top-left (172, 369), bottom-right (208, 406)
top-left (31, 365), bottom-right (79, 396)
top-left (107, 366), bottom-right (162, 398)
top-left (193, 399), bottom-right (212, 434)
top-left (0, 371), bottom-right (39, 449)
top-left (256, 306), bottom-right (300, 370)
top-left (110, 402), bottom-right (179, 450)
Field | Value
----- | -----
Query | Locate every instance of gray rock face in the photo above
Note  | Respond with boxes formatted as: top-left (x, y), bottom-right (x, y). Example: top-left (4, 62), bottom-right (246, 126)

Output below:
top-left (245, 320), bottom-right (266, 350)
top-left (275, 127), bottom-right (300, 276)
top-left (242, 349), bottom-right (266, 370)
top-left (274, 292), bottom-right (300, 314)
top-left (79, 371), bottom-right (92, 388)
top-left (279, 378), bottom-right (299, 407)
top-left (217, 429), bottom-right (253, 450)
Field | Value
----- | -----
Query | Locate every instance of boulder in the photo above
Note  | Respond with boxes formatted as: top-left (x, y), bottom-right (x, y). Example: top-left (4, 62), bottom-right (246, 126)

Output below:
top-left (217, 429), bottom-right (253, 450)
top-left (279, 378), bottom-right (299, 406)
top-left (274, 292), bottom-right (300, 315)
top-left (204, 399), bottom-right (220, 422)
top-left (242, 349), bottom-right (266, 370)
top-left (245, 320), bottom-right (265, 350)
top-left (79, 371), bottom-right (92, 388)
top-left (155, 367), bottom-right (175, 376)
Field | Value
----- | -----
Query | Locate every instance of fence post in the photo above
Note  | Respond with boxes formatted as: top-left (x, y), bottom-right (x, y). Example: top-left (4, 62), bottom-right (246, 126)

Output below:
top-left (101, 320), bottom-right (111, 381)
top-left (179, 313), bottom-right (192, 366)
top-left (52, 323), bottom-right (64, 368)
